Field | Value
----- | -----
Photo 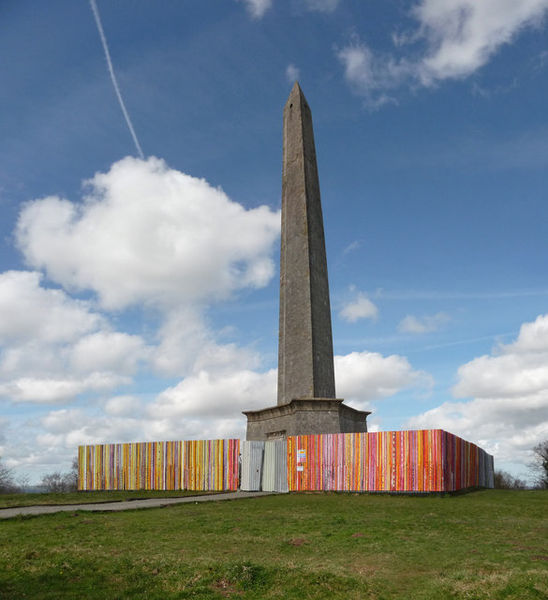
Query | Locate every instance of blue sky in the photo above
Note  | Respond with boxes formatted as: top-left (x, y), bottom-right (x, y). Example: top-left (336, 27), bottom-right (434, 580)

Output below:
top-left (1, 0), bottom-right (547, 484)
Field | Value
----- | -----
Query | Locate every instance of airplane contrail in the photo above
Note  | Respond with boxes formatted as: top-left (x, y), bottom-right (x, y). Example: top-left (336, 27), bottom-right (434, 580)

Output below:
top-left (89, 0), bottom-right (145, 159)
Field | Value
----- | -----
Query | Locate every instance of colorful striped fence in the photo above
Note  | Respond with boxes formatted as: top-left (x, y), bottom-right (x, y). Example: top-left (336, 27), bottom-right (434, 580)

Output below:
top-left (78, 430), bottom-right (493, 493)
top-left (287, 430), bottom-right (494, 492)
top-left (78, 439), bottom-right (240, 491)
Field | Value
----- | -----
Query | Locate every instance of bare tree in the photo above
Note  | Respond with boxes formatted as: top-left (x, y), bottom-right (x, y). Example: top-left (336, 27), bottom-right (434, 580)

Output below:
top-left (41, 471), bottom-right (67, 493)
top-left (493, 470), bottom-right (526, 490)
top-left (64, 457), bottom-right (79, 492)
top-left (530, 440), bottom-right (548, 489)
top-left (41, 457), bottom-right (79, 493)
top-left (0, 457), bottom-right (18, 494)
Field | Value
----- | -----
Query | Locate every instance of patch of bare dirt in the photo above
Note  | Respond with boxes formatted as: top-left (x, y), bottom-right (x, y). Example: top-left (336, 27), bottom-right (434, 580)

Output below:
top-left (288, 538), bottom-right (308, 546)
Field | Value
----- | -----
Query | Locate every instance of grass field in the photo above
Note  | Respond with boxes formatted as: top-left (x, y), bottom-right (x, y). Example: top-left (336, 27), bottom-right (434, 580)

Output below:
top-left (0, 489), bottom-right (219, 509)
top-left (0, 490), bottom-right (546, 599)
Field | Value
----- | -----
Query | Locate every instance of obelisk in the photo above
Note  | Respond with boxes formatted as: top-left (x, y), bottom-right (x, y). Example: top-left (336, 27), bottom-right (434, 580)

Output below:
top-left (243, 83), bottom-right (369, 440)
top-left (277, 82), bottom-right (336, 405)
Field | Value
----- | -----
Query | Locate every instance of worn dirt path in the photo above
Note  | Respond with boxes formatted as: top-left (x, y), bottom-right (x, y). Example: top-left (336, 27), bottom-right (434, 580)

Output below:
top-left (0, 491), bottom-right (275, 520)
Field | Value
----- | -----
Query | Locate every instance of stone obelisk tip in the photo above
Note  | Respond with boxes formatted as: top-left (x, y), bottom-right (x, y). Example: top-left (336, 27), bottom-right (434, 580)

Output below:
top-left (285, 81), bottom-right (304, 106)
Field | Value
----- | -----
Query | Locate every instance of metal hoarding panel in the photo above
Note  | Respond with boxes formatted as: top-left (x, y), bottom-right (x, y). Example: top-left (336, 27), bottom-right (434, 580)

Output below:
top-left (261, 440), bottom-right (288, 492)
top-left (240, 441), bottom-right (264, 491)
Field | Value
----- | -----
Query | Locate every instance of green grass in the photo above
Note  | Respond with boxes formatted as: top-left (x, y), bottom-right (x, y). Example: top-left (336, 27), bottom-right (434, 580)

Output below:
top-left (0, 490), bottom-right (546, 599)
top-left (0, 489), bottom-right (220, 509)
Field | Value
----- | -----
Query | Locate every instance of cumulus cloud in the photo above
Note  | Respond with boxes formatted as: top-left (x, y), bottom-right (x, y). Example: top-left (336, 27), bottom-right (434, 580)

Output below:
top-left (338, 0), bottom-right (548, 106)
top-left (37, 408), bottom-right (147, 449)
top-left (398, 312), bottom-right (450, 334)
top-left (0, 271), bottom-right (102, 344)
top-left (238, 0), bottom-right (272, 19)
top-left (16, 157), bottom-right (280, 311)
top-left (0, 374), bottom-right (130, 404)
top-left (335, 351), bottom-right (432, 409)
top-left (0, 270), bottom-right (148, 404)
top-left (339, 292), bottom-right (378, 322)
top-left (406, 313), bottom-right (548, 474)
top-left (453, 314), bottom-right (548, 399)
top-left (103, 395), bottom-right (143, 417)
top-left (152, 308), bottom-right (261, 378)
top-left (150, 369), bottom-right (277, 420)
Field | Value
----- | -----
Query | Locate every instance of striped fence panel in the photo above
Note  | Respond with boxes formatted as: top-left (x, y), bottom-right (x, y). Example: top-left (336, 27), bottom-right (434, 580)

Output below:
top-left (78, 439), bottom-right (239, 491)
top-left (287, 430), bottom-right (494, 492)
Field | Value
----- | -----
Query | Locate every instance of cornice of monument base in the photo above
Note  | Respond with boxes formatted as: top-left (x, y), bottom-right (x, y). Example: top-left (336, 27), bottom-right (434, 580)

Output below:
top-left (243, 398), bottom-right (370, 441)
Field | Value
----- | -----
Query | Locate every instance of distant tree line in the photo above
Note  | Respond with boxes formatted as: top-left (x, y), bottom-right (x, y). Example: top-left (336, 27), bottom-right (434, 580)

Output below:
top-left (493, 471), bottom-right (527, 489)
top-left (39, 458), bottom-right (79, 493)
top-left (0, 456), bottom-right (78, 494)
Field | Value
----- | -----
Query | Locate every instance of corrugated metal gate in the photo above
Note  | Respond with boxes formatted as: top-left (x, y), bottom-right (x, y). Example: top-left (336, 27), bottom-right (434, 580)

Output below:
top-left (240, 440), bottom-right (289, 492)
top-left (240, 441), bottom-right (264, 491)
top-left (262, 440), bottom-right (288, 492)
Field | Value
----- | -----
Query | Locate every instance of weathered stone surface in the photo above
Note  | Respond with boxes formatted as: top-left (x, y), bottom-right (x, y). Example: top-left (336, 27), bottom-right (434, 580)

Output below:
top-left (244, 400), bottom-right (369, 441)
top-left (278, 82), bottom-right (336, 405)
top-left (244, 83), bottom-right (370, 440)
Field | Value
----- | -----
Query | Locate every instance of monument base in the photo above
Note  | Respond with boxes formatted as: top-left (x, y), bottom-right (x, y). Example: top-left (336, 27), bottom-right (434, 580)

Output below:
top-left (243, 398), bottom-right (370, 441)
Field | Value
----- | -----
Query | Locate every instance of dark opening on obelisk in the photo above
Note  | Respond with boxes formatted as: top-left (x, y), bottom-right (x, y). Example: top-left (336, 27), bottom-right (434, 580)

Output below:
top-left (243, 83), bottom-right (369, 441)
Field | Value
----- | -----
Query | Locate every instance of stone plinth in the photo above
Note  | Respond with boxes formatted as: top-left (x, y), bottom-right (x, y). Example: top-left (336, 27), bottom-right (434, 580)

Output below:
top-left (244, 399), bottom-right (370, 441)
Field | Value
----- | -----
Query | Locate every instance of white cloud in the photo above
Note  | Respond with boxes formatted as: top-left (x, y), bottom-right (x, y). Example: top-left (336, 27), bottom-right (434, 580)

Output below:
top-left (36, 408), bottom-right (147, 449)
top-left (339, 292), bottom-right (378, 322)
top-left (0, 271), bottom-right (101, 344)
top-left (150, 369), bottom-right (277, 420)
top-left (238, 0), bottom-right (272, 19)
top-left (286, 64), bottom-right (300, 83)
top-left (407, 313), bottom-right (548, 477)
top-left (16, 157), bottom-right (280, 311)
top-left (338, 0), bottom-right (548, 106)
top-left (453, 314), bottom-right (548, 399)
top-left (414, 0), bottom-right (548, 82)
top-left (70, 332), bottom-right (147, 375)
top-left (0, 374), bottom-right (130, 404)
top-left (152, 308), bottom-right (260, 378)
top-left (3, 157), bottom-right (279, 412)
top-left (104, 395), bottom-right (143, 417)
top-left (335, 351), bottom-right (432, 410)
top-left (0, 270), bottom-right (148, 404)
top-left (398, 312), bottom-right (450, 334)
